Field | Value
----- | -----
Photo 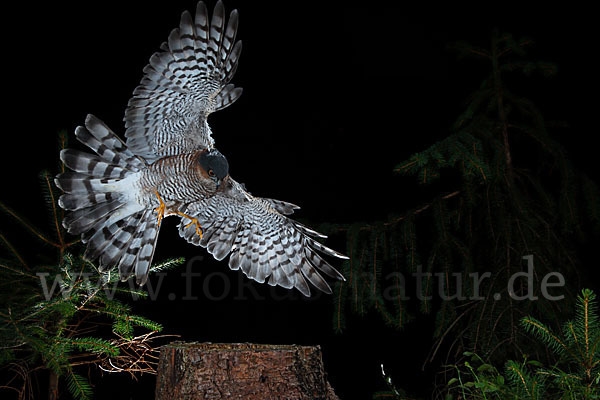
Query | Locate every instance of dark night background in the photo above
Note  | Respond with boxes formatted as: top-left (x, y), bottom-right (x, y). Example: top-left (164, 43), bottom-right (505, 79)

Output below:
top-left (2, 2), bottom-right (598, 399)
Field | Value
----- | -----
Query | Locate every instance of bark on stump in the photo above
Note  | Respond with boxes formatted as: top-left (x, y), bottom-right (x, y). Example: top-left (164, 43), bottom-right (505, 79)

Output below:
top-left (155, 342), bottom-right (339, 400)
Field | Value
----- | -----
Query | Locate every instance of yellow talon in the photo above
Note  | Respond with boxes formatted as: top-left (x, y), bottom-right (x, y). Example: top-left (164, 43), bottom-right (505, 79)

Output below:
top-left (153, 192), bottom-right (202, 237)
top-left (154, 191), bottom-right (166, 227)
top-left (177, 211), bottom-right (203, 238)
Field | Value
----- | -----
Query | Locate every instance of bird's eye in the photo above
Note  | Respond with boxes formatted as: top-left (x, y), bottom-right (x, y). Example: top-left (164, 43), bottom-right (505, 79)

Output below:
top-left (208, 169), bottom-right (215, 177)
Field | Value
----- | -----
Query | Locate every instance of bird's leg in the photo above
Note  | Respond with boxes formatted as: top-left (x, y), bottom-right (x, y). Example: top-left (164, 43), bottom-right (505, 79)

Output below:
top-left (154, 191), bottom-right (166, 227)
top-left (176, 211), bottom-right (204, 238)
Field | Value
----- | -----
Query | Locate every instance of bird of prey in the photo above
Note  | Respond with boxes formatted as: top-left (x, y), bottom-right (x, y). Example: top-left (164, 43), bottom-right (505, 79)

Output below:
top-left (55, 1), bottom-right (346, 296)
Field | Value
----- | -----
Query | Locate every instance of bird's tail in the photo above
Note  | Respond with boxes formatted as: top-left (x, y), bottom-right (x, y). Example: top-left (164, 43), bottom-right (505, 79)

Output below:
top-left (55, 114), bottom-right (160, 284)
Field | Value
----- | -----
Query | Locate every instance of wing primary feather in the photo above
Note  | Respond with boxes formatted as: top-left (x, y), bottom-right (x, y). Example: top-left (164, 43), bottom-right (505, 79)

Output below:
top-left (292, 220), bottom-right (327, 238)
top-left (304, 246), bottom-right (346, 281)
top-left (292, 268), bottom-right (311, 297)
top-left (299, 260), bottom-right (332, 294)
top-left (306, 237), bottom-right (349, 259)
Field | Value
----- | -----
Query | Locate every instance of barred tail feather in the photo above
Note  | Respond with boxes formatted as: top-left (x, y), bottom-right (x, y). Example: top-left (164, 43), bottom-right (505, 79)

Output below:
top-left (117, 209), bottom-right (160, 285)
top-left (56, 114), bottom-right (159, 284)
top-left (59, 192), bottom-right (119, 211)
top-left (55, 172), bottom-right (120, 195)
top-left (61, 199), bottom-right (125, 236)
top-left (60, 149), bottom-right (130, 180)
top-left (75, 115), bottom-right (146, 170)
top-left (84, 213), bottom-right (140, 261)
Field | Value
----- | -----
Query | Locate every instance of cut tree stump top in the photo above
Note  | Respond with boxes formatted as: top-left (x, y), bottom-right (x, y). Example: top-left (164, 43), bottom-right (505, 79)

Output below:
top-left (155, 342), bottom-right (339, 400)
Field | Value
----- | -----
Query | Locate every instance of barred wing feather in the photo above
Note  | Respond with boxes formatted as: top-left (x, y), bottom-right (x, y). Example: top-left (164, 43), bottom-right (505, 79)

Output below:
top-left (124, 1), bottom-right (242, 162)
top-left (178, 180), bottom-right (347, 296)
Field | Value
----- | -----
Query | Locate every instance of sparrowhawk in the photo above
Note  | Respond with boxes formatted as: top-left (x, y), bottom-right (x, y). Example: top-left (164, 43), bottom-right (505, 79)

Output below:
top-left (55, 1), bottom-right (346, 296)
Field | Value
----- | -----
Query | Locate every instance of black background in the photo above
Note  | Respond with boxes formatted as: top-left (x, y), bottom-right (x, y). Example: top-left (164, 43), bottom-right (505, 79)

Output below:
top-left (2, 2), bottom-right (598, 398)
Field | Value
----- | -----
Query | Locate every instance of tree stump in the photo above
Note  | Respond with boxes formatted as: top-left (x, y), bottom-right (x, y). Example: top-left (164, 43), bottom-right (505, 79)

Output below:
top-left (155, 342), bottom-right (339, 400)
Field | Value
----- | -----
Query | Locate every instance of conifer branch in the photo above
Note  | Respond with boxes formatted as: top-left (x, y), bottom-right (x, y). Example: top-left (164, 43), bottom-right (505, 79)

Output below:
top-left (491, 30), bottom-right (514, 185)
top-left (41, 172), bottom-right (65, 250)
top-left (0, 200), bottom-right (59, 248)
top-left (0, 233), bottom-right (29, 270)
top-left (0, 155), bottom-right (173, 399)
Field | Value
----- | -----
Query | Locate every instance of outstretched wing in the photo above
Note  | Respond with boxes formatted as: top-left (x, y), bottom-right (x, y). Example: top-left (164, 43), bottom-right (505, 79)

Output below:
top-left (124, 1), bottom-right (242, 162)
top-left (178, 179), bottom-right (347, 296)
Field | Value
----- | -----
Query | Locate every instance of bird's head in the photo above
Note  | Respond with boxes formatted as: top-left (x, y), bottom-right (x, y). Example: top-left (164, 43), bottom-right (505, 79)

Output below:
top-left (197, 148), bottom-right (229, 190)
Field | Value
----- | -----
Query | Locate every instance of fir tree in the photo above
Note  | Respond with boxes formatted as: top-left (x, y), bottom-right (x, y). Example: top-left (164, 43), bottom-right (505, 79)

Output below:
top-left (444, 288), bottom-right (600, 399)
top-left (327, 29), bottom-right (600, 376)
top-left (0, 133), bottom-right (183, 399)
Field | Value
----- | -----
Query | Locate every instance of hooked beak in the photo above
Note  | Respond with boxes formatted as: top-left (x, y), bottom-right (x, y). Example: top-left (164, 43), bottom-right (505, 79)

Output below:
top-left (211, 176), bottom-right (222, 189)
